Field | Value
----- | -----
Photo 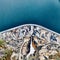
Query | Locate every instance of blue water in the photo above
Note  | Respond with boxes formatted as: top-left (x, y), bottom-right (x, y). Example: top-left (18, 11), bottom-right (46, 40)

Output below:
top-left (0, 0), bottom-right (60, 33)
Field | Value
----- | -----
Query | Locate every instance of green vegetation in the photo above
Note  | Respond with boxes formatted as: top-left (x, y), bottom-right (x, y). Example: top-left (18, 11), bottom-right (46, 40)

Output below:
top-left (0, 39), bottom-right (13, 60)
top-left (0, 49), bottom-right (13, 60)
top-left (55, 52), bottom-right (60, 60)
top-left (0, 39), bottom-right (5, 47)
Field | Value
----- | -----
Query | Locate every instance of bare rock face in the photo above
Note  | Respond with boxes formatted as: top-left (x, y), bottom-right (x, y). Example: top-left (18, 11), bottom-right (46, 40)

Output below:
top-left (0, 24), bottom-right (60, 60)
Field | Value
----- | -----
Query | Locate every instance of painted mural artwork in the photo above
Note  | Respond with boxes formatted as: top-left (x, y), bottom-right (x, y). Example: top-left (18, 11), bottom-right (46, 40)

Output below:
top-left (0, 24), bottom-right (60, 60)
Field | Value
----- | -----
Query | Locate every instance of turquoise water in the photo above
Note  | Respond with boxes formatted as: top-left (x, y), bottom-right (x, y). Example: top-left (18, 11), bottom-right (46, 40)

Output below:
top-left (0, 0), bottom-right (60, 33)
